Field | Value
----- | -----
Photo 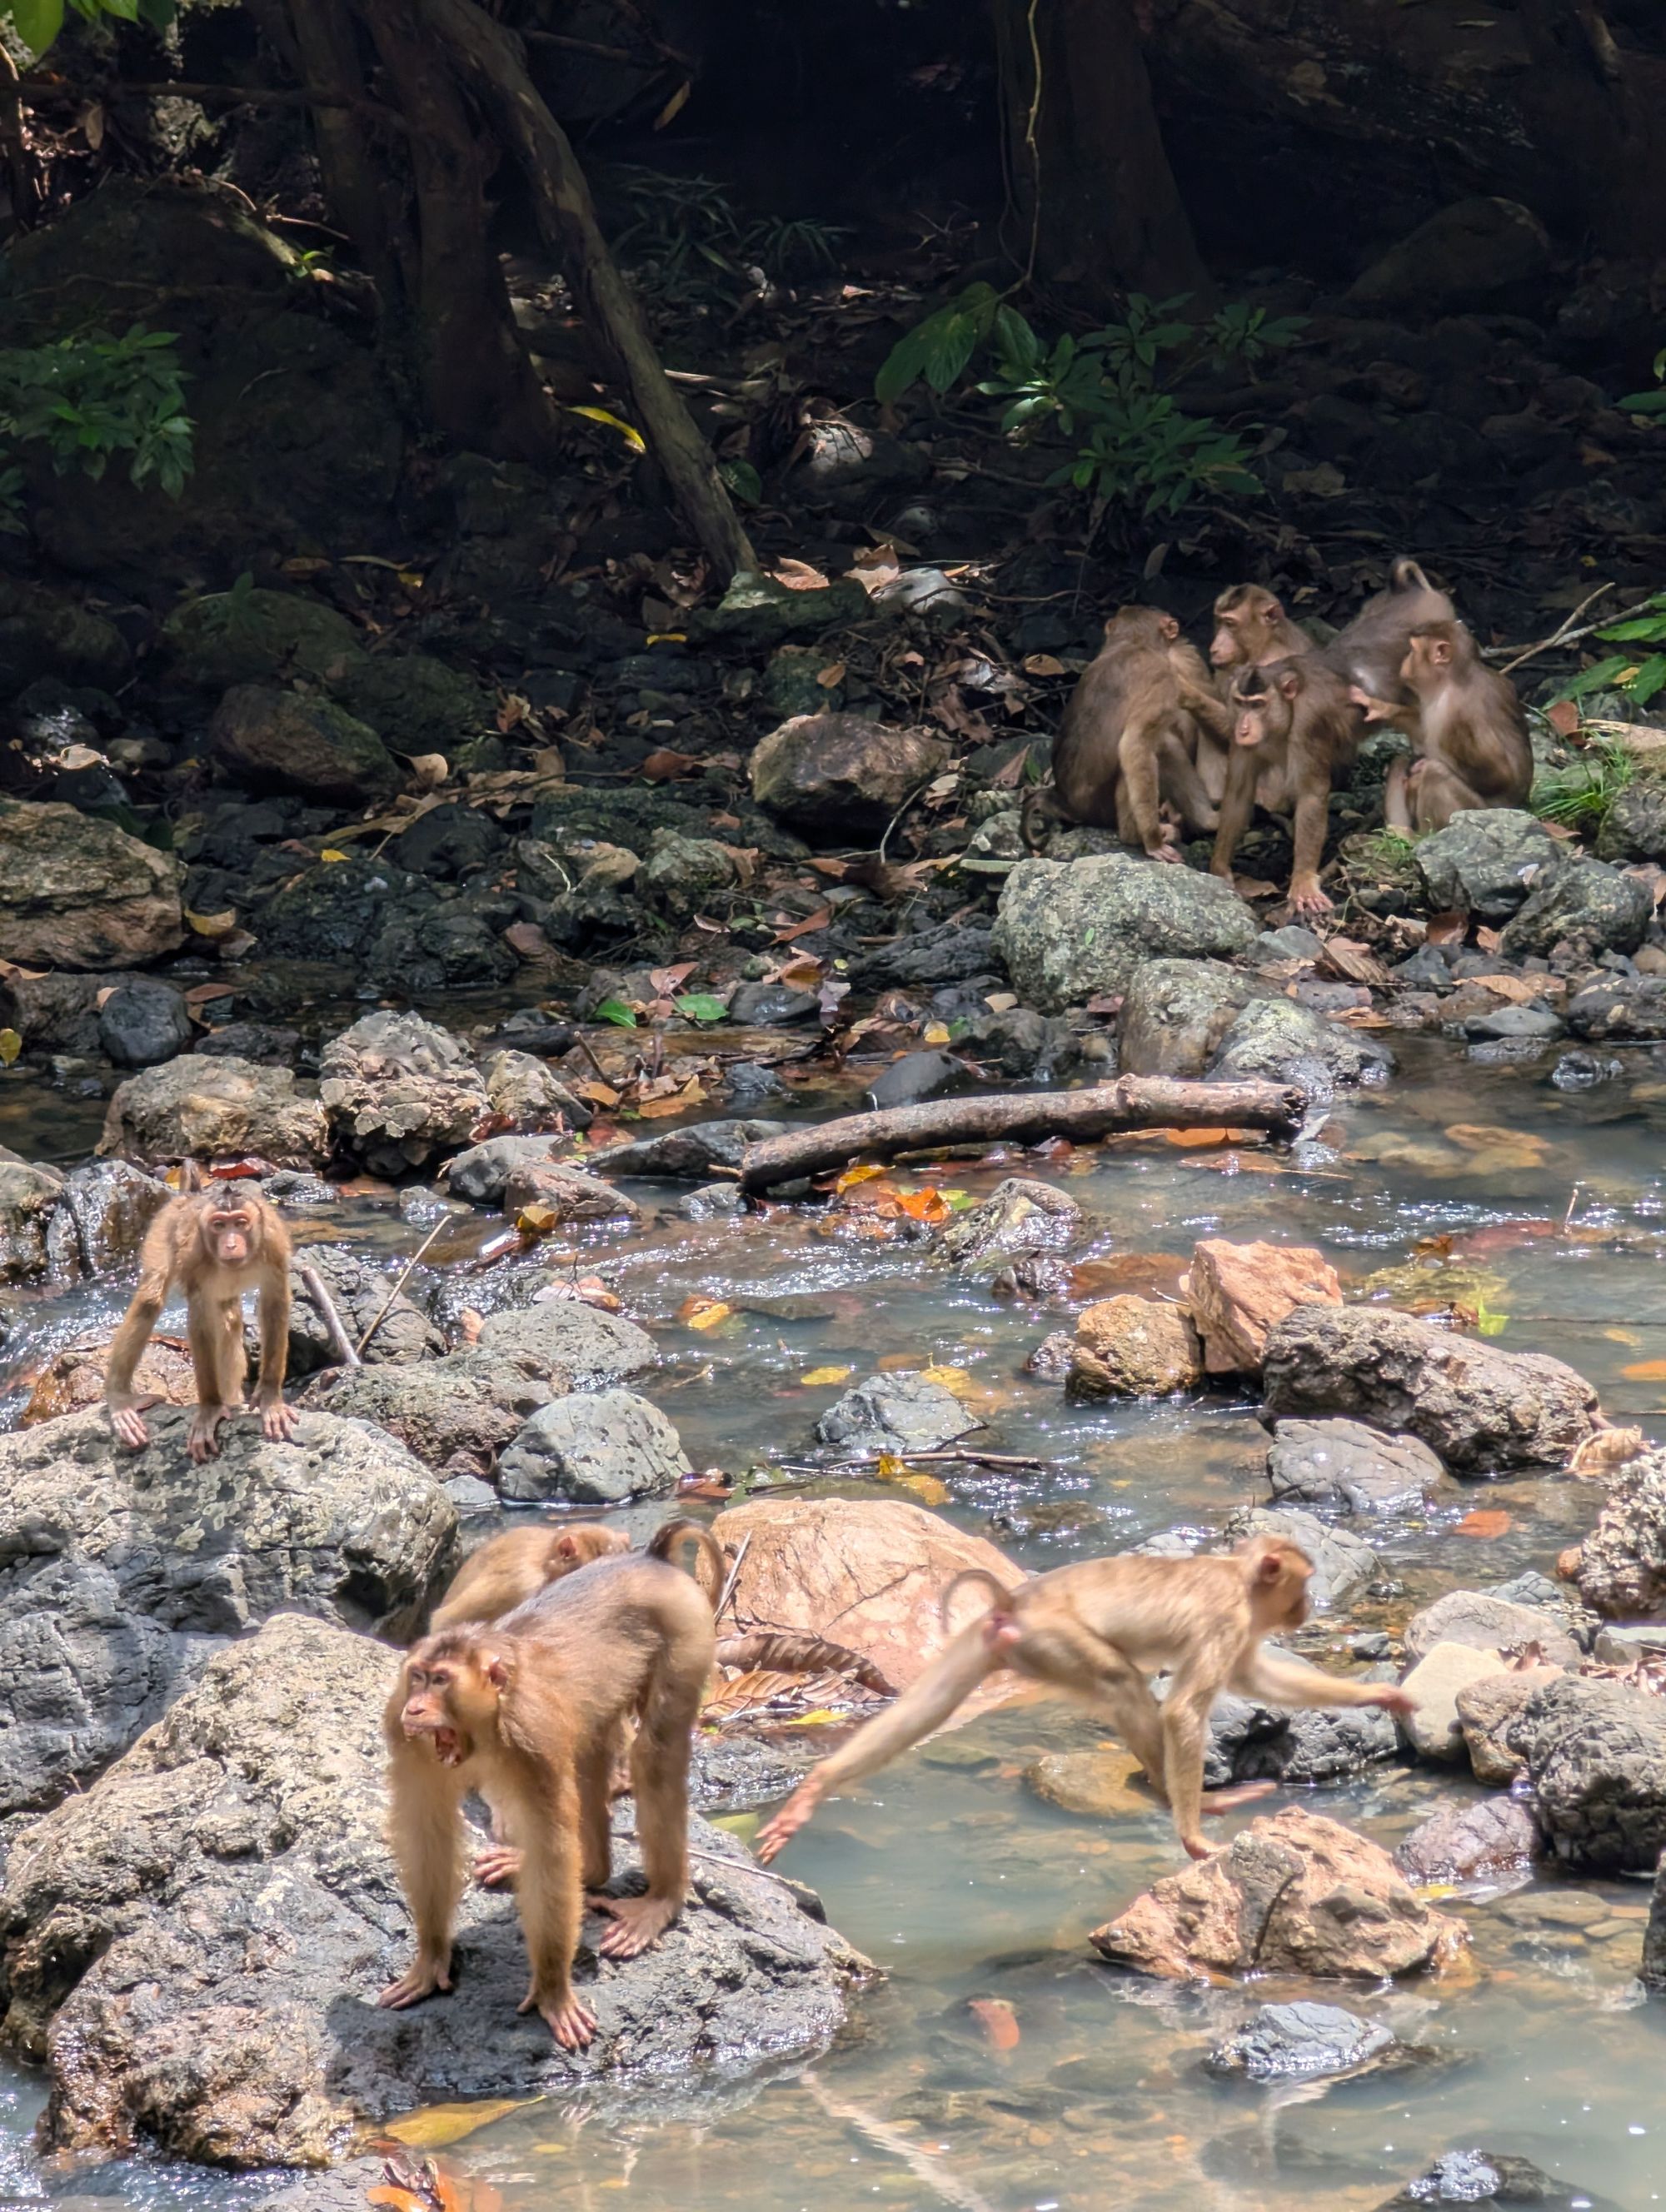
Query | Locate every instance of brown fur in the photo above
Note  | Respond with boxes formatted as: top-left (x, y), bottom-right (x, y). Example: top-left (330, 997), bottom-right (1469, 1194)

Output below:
top-left (1324, 556), bottom-right (1457, 700)
top-left (430, 1522), bottom-right (633, 1632)
top-left (1210, 655), bottom-right (1361, 914)
top-left (1359, 619), bottom-right (1532, 833)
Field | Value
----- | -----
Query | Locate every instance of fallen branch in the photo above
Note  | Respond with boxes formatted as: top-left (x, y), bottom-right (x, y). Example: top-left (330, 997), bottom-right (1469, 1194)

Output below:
top-left (298, 1266), bottom-right (362, 1369)
top-left (736, 1075), bottom-right (1304, 1193)
top-left (357, 1222), bottom-right (445, 1357)
top-left (714, 1631), bottom-right (897, 1696)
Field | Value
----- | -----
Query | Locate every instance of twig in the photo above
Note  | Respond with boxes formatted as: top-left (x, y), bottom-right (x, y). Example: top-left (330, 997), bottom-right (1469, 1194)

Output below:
top-left (773, 1449), bottom-right (1044, 1473)
top-left (357, 1223), bottom-right (444, 1357)
top-left (1489, 583), bottom-right (1658, 676)
top-left (574, 1029), bottom-right (612, 1084)
top-left (298, 1266), bottom-right (362, 1369)
top-left (1564, 1183), bottom-right (1583, 1230)
top-left (714, 1531), bottom-right (750, 1626)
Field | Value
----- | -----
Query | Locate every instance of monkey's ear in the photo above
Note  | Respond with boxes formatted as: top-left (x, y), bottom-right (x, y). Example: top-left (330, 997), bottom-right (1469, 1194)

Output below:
top-left (484, 1656), bottom-right (508, 1688)
top-left (1254, 1551), bottom-right (1286, 1585)
top-left (554, 1533), bottom-right (579, 1559)
top-left (1277, 670), bottom-right (1302, 700)
top-left (1430, 637), bottom-right (1452, 665)
top-left (1158, 612), bottom-right (1179, 640)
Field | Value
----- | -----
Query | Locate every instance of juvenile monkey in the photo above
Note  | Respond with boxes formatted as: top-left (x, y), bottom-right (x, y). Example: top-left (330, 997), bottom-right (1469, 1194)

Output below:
top-left (1210, 655), bottom-right (1361, 914)
top-left (105, 1175), bottom-right (295, 1463)
top-left (380, 1548), bottom-right (715, 2049)
top-left (431, 1517), bottom-right (724, 1632)
top-left (1325, 557), bottom-right (1456, 700)
top-left (1354, 620), bottom-right (1531, 833)
top-left (1209, 582), bottom-right (1316, 675)
top-left (1024, 606), bottom-right (1220, 859)
top-left (755, 1536), bottom-right (1413, 1866)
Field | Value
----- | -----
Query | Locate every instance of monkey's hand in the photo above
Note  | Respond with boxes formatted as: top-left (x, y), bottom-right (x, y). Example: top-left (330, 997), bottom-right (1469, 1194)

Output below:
top-left (1362, 1684), bottom-right (1417, 1716)
top-left (259, 1395), bottom-right (300, 1445)
top-left (378, 1953), bottom-right (452, 2009)
top-left (1143, 841), bottom-right (1183, 865)
top-left (755, 1780), bottom-right (823, 1864)
top-left (109, 1397), bottom-right (158, 1450)
top-left (187, 1404), bottom-right (228, 1464)
top-left (521, 1983), bottom-right (596, 2050)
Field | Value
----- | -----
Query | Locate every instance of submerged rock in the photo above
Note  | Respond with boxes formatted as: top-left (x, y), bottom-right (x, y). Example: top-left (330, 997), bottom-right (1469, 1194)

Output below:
top-left (0, 1615), bottom-right (870, 2169)
top-left (318, 1010), bottom-right (488, 1173)
top-left (816, 1370), bottom-right (980, 1456)
top-left (1207, 1690), bottom-right (1399, 1786)
top-left (933, 1176), bottom-right (1080, 1275)
top-left (1205, 2000), bottom-right (1398, 2080)
top-left (0, 800), bottom-right (183, 969)
top-left (0, 1406), bottom-right (453, 1814)
top-left (1376, 2150), bottom-right (1613, 2210)
top-left (1185, 1240), bottom-right (1341, 1374)
top-left (1395, 1796), bottom-right (1542, 1882)
top-left (1266, 1418), bottom-right (1444, 1512)
top-left (497, 1387), bottom-right (691, 1503)
top-left (1090, 1808), bottom-right (1464, 1980)
top-left (992, 854), bottom-right (1258, 1013)
top-left (98, 1053), bottom-right (330, 1168)
top-left (1566, 1447), bottom-right (1666, 1615)
top-left (1260, 1304), bottom-right (1598, 1472)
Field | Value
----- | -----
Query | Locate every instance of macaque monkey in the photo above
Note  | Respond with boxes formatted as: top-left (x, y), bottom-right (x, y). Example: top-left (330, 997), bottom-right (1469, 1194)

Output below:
top-left (1354, 620), bottom-right (1532, 834)
top-left (105, 1174), bottom-right (296, 1463)
top-left (380, 1548), bottom-right (716, 2049)
top-left (1023, 606), bottom-right (1220, 860)
top-left (754, 1536), bottom-right (1414, 1867)
top-left (431, 1517), bottom-right (724, 1632)
top-left (1325, 557), bottom-right (1456, 700)
top-left (1210, 655), bottom-right (1361, 914)
top-left (1209, 583), bottom-right (1316, 675)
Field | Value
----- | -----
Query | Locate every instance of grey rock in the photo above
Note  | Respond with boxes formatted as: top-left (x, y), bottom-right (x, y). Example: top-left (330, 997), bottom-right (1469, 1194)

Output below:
top-left (864, 1049), bottom-right (964, 1111)
top-left (0, 1406), bottom-right (453, 1813)
top-left (1645, 1846), bottom-right (1666, 1985)
top-left (1404, 1590), bottom-right (1580, 1668)
top-left (1456, 1669), bottom-right (1564, 1786)
top-left (1222, 1506), bottom-right (1378, 1611)
top-left (848, 919), bottom-right (996, 989)
top-left (1462, 1003), bottom-right (1563, 1043)
top-left (1499, 857), bottom-right (1651, 962)
top-left (163, 585), bottom-right (358, 690)
top-left (1565, 977), bottom-right (1666, 1041)
top-left (42, 1158), bottom-right (168, 1278)
top-left (933, 1176), bottom-right (1080, 1275)
top-left (1568, 1448), bottom-right (1666, 1615)
top-left (318, 1010), bottom-right (488, 1173)
top-left (991, 854), bottom-right (1258, 1014)
top-left (816, 1372), bottom-right (981, 1457)
top-left (1205, 2000), bottom-right (1396, 2080)
top-left (681, 1180), bottom-right (748, 1219)
top-left (1347, 197), bottom-right (1551, 314)
top-left (1511, 1673), bottom-right (1666, 1873)
top-left (0, 1159), bottom-right (63, 1281)
top-left (476, 1300), bottom-right (658, 1388)
top-left (693, 568), bottom-right (870, 649)
top-left (1207, 1689), bottom-right (1399, 1786)
top-left (750, 712), bottom-right (948, 840)
top-left (1593, 1622), bottom-right (1666, 1666)
top-left (1413, 809), bottom-right (1561, 921)
top-left (498, 1387), bottom-right (690, 1503)
top-left (1261, 1303), bottom-right (1598, 1472)
top-left (1377, 2150), bottom-right (1611, 2210)
top-left (481, 1049), bottom-right (591, 1131)
top-left (1248, 925), bottom-right (1325, 966)
top-left (1267, 1419), bottom-right (1445, 1512)
top-left (0, 1615), bottom-right (868, 2168)
top-left (1396, 1796), bottom-right (1542, 1883)
top-left (1207, 996), bottom-right (1392, 1093)
top-left (285, 1240), bottom-right (446, 1373)
top-left (98, 1052), bottom-right (329, 1169)
top-left (0, 800), bottom-right (183, 970)
top-left (1597, 776), bottom-right (1666, 865)
top-left (305, 1350), bottom-right (557, 1478)
top-left (96, 978), bottom-right (192, 1069)
top-left (500, 1161), bottom-right (638, 1225)
top-left (591, 1118), bottom-right (785, 1179)
top-left (447, 1133), bottom-right (577, 1205)
top-left (1118, 958), bottom-right (1264, 1079)
top-left (727, 981), bottom-right (816, 1025)
top-left (639, 831), bottom-right (738, 916)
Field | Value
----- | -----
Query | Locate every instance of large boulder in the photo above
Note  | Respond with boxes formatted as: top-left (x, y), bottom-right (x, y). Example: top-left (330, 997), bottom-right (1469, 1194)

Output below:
top-left (749, 712), bottom-right (949, 840)
top-left (1266, 1419), bottom-right (1445, 1512)
top-left (1185, 1239), bottom-right (1341, 1374)
top-left (165, 585), bottom-right (359, 690)
top-left (317, 1012), bottom-right (489, 1173)
top-left (1498, 856), bottom-right (1651, 962)
top-left (475, 1300), bottom-right (658, 1387)
top-left (1346, 197), bottom-right (1551, 315)
top-left (1509, 1673), bottom-right (1666, 1874)
top-left (0, 801), bottom-right (183, 969)
top-left (1403, 1589), bottom-right (1580, 1668)
top-left (991, 854), bottom-right (1258, 1013)
top-left (1090, 1808), bottom-right (1464, 1980)
top-left (284, 1242), bottom-right (446, 1373)
top-left (0, 1406), bottom-right (454, 1813)
top-left (1456, 1666), bottom-right (1568, 1785)
top-left (1206, 997), bottom-right (1392, 1091)
top-left (303, 1349), bottom-right (559, 1480)
top-left (1565, 977), bottom-right (1666, 1041)
top-left (1260, 1304), bottom-right (1598, 1472)
top-left (1117, 959), bottom-right (1265, 1078)
top-left (98, 1054), bottom-right (330, 1168)
top-left (1222, 1506), bottom-right (1377, 1612)
top-left (497, 1387), bottom-right (691, 1504)
top-left (1565, 1447), bottom-right (1666, 1615)
top-left (209, 685), bottom-right (398, 805)
top-left (1413, 810), bottom-right (1560, 920)
top-left (0, 1615), bottom-right (869, 2168)
top-left (1399, 1642), bottom-right (1511, 1761)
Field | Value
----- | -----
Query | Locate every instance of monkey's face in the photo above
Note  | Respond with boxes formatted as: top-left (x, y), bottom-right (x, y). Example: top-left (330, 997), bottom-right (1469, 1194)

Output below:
top-left (203, 1204), bottom-right (256, 1267)
top-left (400, 1656), bottom-right (505, 1765)
top-left (1211, 590), bottom-right (1280, 668)
top-left (1210, 611), bottom-right (1242, 667)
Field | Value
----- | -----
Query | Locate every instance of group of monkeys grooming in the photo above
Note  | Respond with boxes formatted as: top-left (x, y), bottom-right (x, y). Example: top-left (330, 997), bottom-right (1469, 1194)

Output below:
top-left (1025, 561), bottom-right (1533, 914)
top-left (100, 1182), bottom-right (1419, 2048)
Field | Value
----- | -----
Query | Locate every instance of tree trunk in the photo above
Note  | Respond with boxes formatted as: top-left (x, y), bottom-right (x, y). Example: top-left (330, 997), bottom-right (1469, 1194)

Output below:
top-left (993, 0), bottom-right (1210, 307)
top-left (352, 0), bottom-right (561, 467)
top-left (418, 0), bottom-right (757, 580)
top-left (280, 0), bottom-right (409, 314)
top-left (1518, 0), bottom-right (1666, 253)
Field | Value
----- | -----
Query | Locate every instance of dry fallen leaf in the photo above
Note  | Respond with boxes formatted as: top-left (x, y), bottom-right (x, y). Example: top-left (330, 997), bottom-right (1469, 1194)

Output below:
top-left (1455, 1508), bottom-right (1512, 1538)
top-left (1569, 1427), bottom-right (1645, 1477)
top-left (1620, 1359), bottom-right (1666, 1382)
top-left (382, 2101), bottom-right (528, 2151)
top-left (641, 747), bottom-right (705, 780)
top-left (678, 1296), bottom-right (733, 1331)
top-left (801, 1365), bottom-right (853, 1386)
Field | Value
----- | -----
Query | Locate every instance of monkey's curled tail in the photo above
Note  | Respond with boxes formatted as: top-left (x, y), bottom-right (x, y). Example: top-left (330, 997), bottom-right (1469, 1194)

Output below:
top-left (940, 1567), bottom-right (1018, 1629)
top-left (646, 1517), bottom-right (726, 1607)
top-left (1389, 556), bottom-right (1433, 592)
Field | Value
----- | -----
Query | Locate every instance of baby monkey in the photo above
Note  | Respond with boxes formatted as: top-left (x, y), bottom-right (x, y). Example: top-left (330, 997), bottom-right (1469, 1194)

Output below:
top-left (431, 1517), bottom-right (724, 1632)
top-left (756, 1537), bottom-right (1414, 1866)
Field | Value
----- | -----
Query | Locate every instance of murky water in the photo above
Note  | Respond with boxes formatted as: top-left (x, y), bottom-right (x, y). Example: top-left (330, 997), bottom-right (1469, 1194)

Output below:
top-left (5, 1034), bottom-right (1666, 2208)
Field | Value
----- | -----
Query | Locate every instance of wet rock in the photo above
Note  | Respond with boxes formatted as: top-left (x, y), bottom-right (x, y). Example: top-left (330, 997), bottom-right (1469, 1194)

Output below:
top-left (303, 1350), bottom-right (556, 1480)
top-left (1185, 1240), bottom-right (1341, 1375)
top-left (1025, 1746), bottom-right (1150, 1819)
top-left (1069, 1297), bottom-right (1203, 1397)
top-left (0, 801), bottom-right (183, 969)
top-left (1222, 1507), bottom-right (1377, 1611)
top-left (366, 907), bottom-right (518, 998)
top-left (750, 712), bottom-right (949, 840)
top-left (388, 801), bottom-right (506, 879)
top-left (1207, 996), bottom-right (1392, 1091)
top-left (681, 1181), bottom-right (747, 1219)
top-left (0, 1160), bottom-right (63, 1281)
top-left (1205, 2000), bottom-right (1397, 2080)
top-left (1564, 976), bottom-right (1666, 1041)
top-left (0, 579), bottom-right (130, 698)
top-left (711, 1495), bottom-right (1020, 1700)
top-left (639, 831), bottom-right (739, 915)
top-left (1499, 857), bottom-right (1651, 962)
top-left (1404, 1590), bottom-right (1580, 1668)
top-left (1455, 1668), bottom-right (1566, 1785)
top-left (481, 1048), bottom-right (591, 1131)
top-left (1090, 1808), bottom-right (1463, 1980)
top-left (21, 1337), bottom-right (197, 1427)
top-left (256, 854), bottom-right (423, 966)
top-left (0, 1406), bottom-right (453, 1814)
top-left (42, 1158), bottom-right (169, 1278)
top-left (164, 587), bottom-right (359, 691)
top-left (691, 568), bottom-right (870, 649)
top-left (317, 1011), bottom-right (488, 1173)
top-left (1549, 1045), bottom-right (1624, 1086)
top-left (1260, 1304), bottom-right (1598, 1472)
top-left (497, 1387), bottom-right (690, 1504)
top-left (195, 1020), bottom-right (302, 1064)
top-left (1348, 197), bottom-right (1551, 314)
top-left (1401, 1642), bottom-right (1511, 1761)
top-left (98, 1054), bottom-right (330, 1169)
top-left (1376, 2150), bottom-right (1609, 2210)
top-left (1511, 1673), bottom-right (1666, 1873)
top-left (1463, 1002), bottom-right (1564, 1045)
top-left (446, 1132), bottom-right (576, 1205)
top-left (864, 1048), bottom-right (964, 1111)
top-left (501, 1161), bottom-right (639, 1224)
top-left (475, 1300), bottom-right (658, 1388)
top-left (95, 978), bottom-right (193, 1069)
top-left (993, 854), bottom-right (1258, 1013)
top-left (934, 1176), bottom-right (1080, 1275)
top-left (1118, 958), bottom-right (1264, 1078)
top-left (591, 1118), bottom-right (785, 1179)
top-left (1565, 1447), bottom-right (1666, 1615)
top-left (208, 685), bottom-right (397, 804)
top-left (727, 982), bottom-right (816, 1025)
top-left (286, 1242), bottom-right (445, 1373)
top-left (1210, 1689), bottom-right (1399, 1786)
top-left (1396, 1796), bottom-right (1542, 1883)
top-left (0, 1614), bottom-right (867, 2168)
top-left (1413, 810), bottom-right (1561, 921)
top-left (816, 1371), bottom-right (980, 1456)
top-left (1266, 1418), bottom-right (1444, 1512)
top-left (1596, 775), bottom-right (1666, 864)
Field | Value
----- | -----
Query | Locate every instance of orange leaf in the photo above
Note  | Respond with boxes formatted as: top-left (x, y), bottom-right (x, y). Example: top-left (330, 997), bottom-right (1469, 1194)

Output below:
top-left (1159, 1126), bottom-right (1245, 1148)
top-left (896, 1187), bottom-right (951, 1223)
top-left (1456, 1508), bottom-right (1513, 1538)
top-left (1621, 1358), bottom-right (1666, 1381)
top-left (834, 1162), bottom-right (889, 1192)
top-left (367, 2192), bottom-right (424, 2212)
top-left (641, 748), bottom-right (704, 780)
top-left (1426, 910), bottom-right (1468, 945)
top-left (967, 1997), bottom-right (1020, 2050)
top-left (678, 1295), bottom-right (733, 1330)
top-left (773, 907), bottom-right (834, 943)
top-left (1548, 699), bottom-right (1582, 738)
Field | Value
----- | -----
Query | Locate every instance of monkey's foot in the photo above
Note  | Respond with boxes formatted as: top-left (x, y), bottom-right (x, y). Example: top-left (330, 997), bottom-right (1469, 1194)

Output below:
top-left (1200, 1781), bottom-right (1278, 1816)
top-left (377, 1957), bottom-right (452, 2009)
top-left (594, 1892), bottom-right (681, 1958)
top-left (474, 1845), bottom-right (523, 1887)
top-left (260, 1397), bottom-right (300, 1444)
top-left (1181, 1834), bottom-right (1215, 1861)
top-left (521, 1985), bottom-right (596, 2050)
top-left (187, 1406), bottom-right (229, 1464)
top-left (110, 1401), bottom-right (157, 1449)
top-left (1285, 879), bottom-right (1334, 916)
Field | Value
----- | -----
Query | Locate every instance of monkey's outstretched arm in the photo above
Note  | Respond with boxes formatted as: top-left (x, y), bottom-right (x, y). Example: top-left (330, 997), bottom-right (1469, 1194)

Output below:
top-left (754, 1622), bottom-right (998, 1862)
top-left (1231, 1647), bottom-right (1413, 1715)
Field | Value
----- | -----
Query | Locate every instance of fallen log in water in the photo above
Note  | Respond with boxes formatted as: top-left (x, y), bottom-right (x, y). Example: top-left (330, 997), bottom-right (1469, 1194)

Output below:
top-left (736, 1075), bottom-right (1306, 1193)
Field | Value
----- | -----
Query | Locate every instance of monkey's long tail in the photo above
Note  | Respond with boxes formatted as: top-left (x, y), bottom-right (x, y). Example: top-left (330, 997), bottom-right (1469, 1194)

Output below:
top-left (1389, 555), bottom-right (1433, 591)
top-left (646, 1517), bottom-right (726, 1607)
top-left (939, 1567), bottom-right (1017, 1629)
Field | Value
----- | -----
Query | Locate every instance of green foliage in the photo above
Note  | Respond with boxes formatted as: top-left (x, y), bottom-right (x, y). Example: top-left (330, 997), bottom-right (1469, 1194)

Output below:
top-left (875, 285), bottom-right (1299, 521)
top-left (605, 167), bottom-right (848, 305)
top-left (1620, 348), bottom-right (1666, 417)
top-left (1553, 595), bottom-right (1666, 710)
top-left (2, 0), bottom-right (176, 59)
top-left (673, 992), bottom-right (727, 1024)
top-left (0, 324), bottom-right (192, 531)
top-left (1531, 740), bottom-right (1635, 832)
top-left (592, 997), bottom-right (639, 1029)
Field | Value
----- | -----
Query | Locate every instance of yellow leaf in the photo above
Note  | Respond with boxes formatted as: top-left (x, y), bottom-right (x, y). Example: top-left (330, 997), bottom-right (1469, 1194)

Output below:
top-left (644, 631), bottom-right (688, 645)
top-left (834, 1163), bottom-right (888, 1192)
top-left (566, 406), bottom-right (646, 455)
top-left (516, 1203), bottom-right (557, 1234)
top-left (1605, 1328), bottom-right (1642, 1346)
top-left (654, 78), bottom-right (691, 127)
top-left (397, 570), bottom-right (425, 591)
top-left (383, 2099), bottom-right (529, 2150)
top-left (921, 1021), bottom-right (951, 1046)
top-left (185, 907), bottom-right (237, 938)
top-left (801, 1365), bottom-right (852, 1387)
top-left (0, 1029), bottom-right (19, 1066)
top-left (893, 1472), bottom-right (951, 1506)
top-left (679, 1296), bottom-right (733, 1331)
top-left (319, 848), bottom-right (350, 864)
top-left (919, 1363), bottom-right (972, 1393)
top-left (785, 1708), bottom-right (844, 1727)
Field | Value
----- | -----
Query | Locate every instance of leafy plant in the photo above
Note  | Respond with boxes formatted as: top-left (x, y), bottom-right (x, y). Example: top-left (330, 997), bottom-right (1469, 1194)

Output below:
top-left (1621, 348), bottom-right (1666, 417)
top-left (604, 167), bottom-right (848, 304)
top-left (1554, 595), bottom-right (1666, 709)
top-left (0, 324), bottom-right (192, 530)
top-left (3, 0), bottom-right (176, 59)
top-left (1530, 740), bottom-right (1635, 832)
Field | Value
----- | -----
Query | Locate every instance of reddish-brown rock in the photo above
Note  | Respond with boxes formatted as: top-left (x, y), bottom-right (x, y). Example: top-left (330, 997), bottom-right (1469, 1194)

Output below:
top-left (1184, 1239), bottom-right (1342, 1374)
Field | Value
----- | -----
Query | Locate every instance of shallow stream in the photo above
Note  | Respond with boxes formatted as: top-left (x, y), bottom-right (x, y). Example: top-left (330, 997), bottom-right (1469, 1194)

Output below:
top-left (4, 1035), bottom-right (1666, 2210)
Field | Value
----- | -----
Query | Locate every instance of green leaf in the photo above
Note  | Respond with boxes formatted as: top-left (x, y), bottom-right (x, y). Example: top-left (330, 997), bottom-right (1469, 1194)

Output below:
top-left (1597, 615), bottom-right (1666, 643)
top-left (7, 0), bottom-right (64, 52)
top-left (875, 326), bottom-right (935, 406)
top-left (993, 305), bottom-right (1040, 376)
top-left (673, 992), bottom-right (727, 1024)
top-left (718, 457), bottom-right (761, 504)
top-left (1625, 653), bottom-right (1666, 705)
top-left (1555, 654), bottom-right (1635, 700)
top-left (0, 1027), bottom-right (18, 1065)
top-left (922, 311), bottom-right (979, 394)
top-left (1622, 390), bottom-right (1666, 414)
top-left (592, 998), bottom-right (638, 1029)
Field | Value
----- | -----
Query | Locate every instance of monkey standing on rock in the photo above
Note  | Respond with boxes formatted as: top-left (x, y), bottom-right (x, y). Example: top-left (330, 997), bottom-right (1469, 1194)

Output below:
top-left (755, 1537), bottom-right (1414, 1867)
